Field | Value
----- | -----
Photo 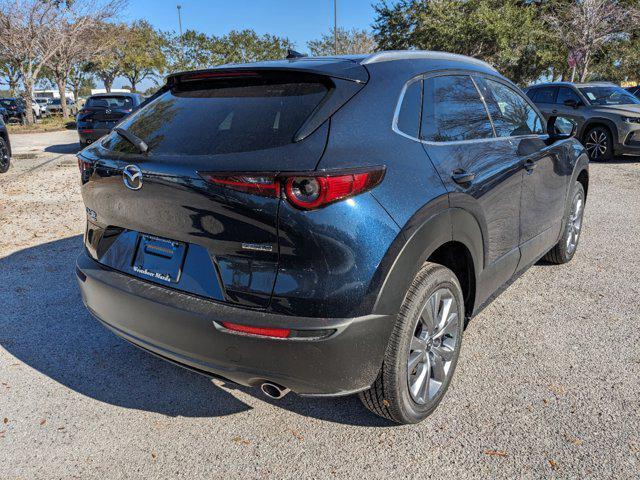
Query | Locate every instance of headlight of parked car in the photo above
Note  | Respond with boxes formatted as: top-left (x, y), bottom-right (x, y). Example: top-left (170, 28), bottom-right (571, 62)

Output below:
top-left (622, 116), bottom-right (640, 124)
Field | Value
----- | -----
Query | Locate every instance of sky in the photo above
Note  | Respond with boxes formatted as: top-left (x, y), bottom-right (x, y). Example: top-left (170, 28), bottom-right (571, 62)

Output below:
top-left (114, 0), bottom-right (379, 91)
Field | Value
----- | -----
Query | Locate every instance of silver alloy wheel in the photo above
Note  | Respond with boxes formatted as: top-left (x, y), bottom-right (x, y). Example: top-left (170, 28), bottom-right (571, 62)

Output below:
top-left (407, 287), bottom-right (459, 404)
top-left (585, 129), bottom-right (608, 159)
top-left (566, 192), bottom-right (584, 255)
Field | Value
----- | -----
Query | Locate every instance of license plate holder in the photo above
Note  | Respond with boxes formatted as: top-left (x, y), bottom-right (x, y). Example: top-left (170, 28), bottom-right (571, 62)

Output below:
top-left (132, 235), bottom-right (187, 283)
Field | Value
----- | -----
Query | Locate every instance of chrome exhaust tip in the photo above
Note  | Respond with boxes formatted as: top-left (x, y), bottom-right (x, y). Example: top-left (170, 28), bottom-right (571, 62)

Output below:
top-left (260, 382), bottom-right (290, 400)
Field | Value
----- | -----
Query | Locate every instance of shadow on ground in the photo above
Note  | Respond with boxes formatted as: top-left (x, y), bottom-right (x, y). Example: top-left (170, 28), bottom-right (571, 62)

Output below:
top-left (0, 236), bottom-right (389, 427)
top-left (44, 142), bottom-right (81, 154)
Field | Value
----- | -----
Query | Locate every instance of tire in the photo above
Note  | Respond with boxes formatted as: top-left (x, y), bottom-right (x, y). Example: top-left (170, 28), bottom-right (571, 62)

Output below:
top-left (583, 125), bottom-right (613, 161)
top-left (543, 182), bottom-right (585, 264)
top-left (359, 262), bottom-right (464, 424)
top-left (0, 136), bottom-right (11, 173)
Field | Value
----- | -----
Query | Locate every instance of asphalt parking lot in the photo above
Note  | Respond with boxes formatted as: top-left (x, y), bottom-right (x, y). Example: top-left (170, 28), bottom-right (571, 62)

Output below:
top-left (1, 131), bottom-right (639, 479)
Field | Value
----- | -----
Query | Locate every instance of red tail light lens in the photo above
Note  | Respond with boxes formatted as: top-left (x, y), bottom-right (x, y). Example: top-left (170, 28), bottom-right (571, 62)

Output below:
top-left (78, 109), bottom-right (90, 116)
top-left (221, 322), bottom-right (290, 338)
top-left (77, 158), bottom-right (92, 173)
top-left (199, 167), bottom-right (385, 210)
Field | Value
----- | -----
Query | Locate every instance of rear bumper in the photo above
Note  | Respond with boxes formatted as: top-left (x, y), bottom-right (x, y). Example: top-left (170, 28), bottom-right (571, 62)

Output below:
top-left (76, 251), bottom-right (394, 396)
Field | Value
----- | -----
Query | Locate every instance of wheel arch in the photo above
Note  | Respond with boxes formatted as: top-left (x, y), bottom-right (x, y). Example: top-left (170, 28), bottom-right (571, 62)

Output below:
top-left (580, 118), bottom-right (618, 144)
top-left (372, 205), bottom-right (483, 318)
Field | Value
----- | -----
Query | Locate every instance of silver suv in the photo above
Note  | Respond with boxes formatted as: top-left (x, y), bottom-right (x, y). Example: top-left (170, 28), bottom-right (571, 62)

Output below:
top-left (526, 82), bottom-right (640, 160)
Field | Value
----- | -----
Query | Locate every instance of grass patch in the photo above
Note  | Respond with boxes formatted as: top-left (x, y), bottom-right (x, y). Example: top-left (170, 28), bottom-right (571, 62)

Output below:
top-left (7, 116), bottom-right (76, 134)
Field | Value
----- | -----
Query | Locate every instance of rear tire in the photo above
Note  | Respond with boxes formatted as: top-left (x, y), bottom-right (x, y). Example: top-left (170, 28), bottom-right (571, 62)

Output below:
top-left (583, 126), bottom-right (613, 161)
top-left (0, 137), bottom-right (11, 173)
top-left (359, 262), bottom-right (464, 424)
top-left (543, 182), bottom-right (585, 264)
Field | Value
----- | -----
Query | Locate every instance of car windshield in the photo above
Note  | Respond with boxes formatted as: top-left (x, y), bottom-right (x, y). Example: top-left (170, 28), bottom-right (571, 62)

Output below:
top-left (0, 99), bottom-right (15, 106)
top-left (578, 86), bottom-right (640, 105)
top-left (86, 96), bottom-right (134, 109)
top-left (36, 99), bottom-right (48, 104)
top-left (51, 99), bottom-right (61, 105)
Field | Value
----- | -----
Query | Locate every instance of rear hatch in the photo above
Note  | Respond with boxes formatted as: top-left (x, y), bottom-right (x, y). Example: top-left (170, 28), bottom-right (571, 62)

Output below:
top-left (78, 95), bottom-right (135, 127)
top-left (79, 62), bottom-right (367, 308)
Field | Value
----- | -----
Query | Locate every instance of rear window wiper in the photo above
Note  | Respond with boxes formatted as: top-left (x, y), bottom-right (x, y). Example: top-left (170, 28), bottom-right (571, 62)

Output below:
top-left (114, 127), bottom-right (148, 154)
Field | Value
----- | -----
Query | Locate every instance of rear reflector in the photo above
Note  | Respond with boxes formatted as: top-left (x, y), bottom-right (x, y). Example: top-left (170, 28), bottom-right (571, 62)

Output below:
top-left (199, 167), bottom-right (385, 210)
top-left (221, 322), bottom-right (290, 338)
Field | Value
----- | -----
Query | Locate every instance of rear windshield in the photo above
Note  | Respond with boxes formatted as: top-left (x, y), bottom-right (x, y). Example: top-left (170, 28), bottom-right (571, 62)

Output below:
top-left (86, 96), bottom-right (134, 109)
top-left (101, 73), bottom-right (330, 156)
top-left (0, 99), bottom-right (16, 106)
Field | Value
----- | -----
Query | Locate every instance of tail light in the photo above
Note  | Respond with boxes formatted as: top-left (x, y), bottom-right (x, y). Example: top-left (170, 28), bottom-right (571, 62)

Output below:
top-left (199, 167), bottom-right (385, 210)
top-left (78, 109), bottom-right (90, 116)
top-left (78, 158), bottom-right (92, 173)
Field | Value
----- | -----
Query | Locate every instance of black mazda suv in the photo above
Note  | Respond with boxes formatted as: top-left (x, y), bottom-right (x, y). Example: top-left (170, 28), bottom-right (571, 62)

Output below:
top-left (76, 51), bottom-right (589, 424)
top-left (77, 93), bottom-right (144, 145)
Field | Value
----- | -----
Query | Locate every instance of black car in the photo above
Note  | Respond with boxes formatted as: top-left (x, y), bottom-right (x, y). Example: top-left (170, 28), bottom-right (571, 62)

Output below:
top-left (0, 116), bottom-right (12, 173)
top-left (0, 98), bottom-right (26, 124)
top-left (76, 51), bottom-right (589, 424)
top-left (76, 93), bottom-right (144, 145)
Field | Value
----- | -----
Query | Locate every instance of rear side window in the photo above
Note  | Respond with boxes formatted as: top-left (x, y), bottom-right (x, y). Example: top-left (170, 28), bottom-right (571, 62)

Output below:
top-left (396, 80), bottom-right (422, 138)
top-left (530, 87), bottom-right (556, 103)
top-left (103, 74), bottom-right (329, 155)
top-left (86, 96), bottom-right (134, 109)
top-left (421, 75), bottom-right (494, 142)
top-left (475, 78), bottom-right (544, 137)
top-left (556, 87), bottom-right (581, 105)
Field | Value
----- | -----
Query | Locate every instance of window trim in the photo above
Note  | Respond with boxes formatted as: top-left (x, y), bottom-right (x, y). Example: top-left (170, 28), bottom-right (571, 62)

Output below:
top-left (392, 69), bottom-right (548, 146)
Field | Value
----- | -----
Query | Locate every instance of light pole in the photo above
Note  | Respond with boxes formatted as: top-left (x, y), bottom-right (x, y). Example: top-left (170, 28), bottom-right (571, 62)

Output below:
top-left (177, 4), bottom-right (183, 37)
top-left (333, 0), bottom-right (338, 55)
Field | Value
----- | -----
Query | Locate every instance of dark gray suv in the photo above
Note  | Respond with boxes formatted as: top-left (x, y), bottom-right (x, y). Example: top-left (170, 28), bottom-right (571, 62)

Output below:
top-left (526, 82), bottom-right (640, 160)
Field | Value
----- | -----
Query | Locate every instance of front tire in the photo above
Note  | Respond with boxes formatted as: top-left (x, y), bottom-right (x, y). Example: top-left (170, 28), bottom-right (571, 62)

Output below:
top-left (543, 181), bottom-right (585, 264)
top-left (584, 126), bottom-right (613, 161)
top-left (360, 263), bottom-right (464, 424)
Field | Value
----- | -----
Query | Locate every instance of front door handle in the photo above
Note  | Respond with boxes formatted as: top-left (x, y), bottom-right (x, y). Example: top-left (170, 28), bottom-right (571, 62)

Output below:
top-left (551, 109), bottom-right (558, 114)
top-left (451, 169), bottom-right (476, 185)
top-left (524, 159), bottom-right (536, 172)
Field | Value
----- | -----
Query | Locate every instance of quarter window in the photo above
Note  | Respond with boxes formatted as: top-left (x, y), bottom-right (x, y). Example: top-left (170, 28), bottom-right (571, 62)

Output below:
top-left (396, 80), bottom-right (422, 138)
top-left (556, 87), bottom-right (581, 105)
top-left (421, 75), bottom-right (494, 142)
top-left (475, 77), bottom-right (544, 137)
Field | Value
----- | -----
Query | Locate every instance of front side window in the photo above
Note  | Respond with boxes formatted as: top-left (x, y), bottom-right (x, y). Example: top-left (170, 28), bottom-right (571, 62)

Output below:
top-left (476, 77), bottom-right (544, 137)
top-left (578, 85), bottom-right (640, 105)
top-left (396, 80), bottom-right (422, 138)
top-left (421, 75), bottom-right (494, 142)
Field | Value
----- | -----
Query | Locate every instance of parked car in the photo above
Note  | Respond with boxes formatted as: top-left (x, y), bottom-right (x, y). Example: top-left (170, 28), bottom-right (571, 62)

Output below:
top-left (525, 82), bottom-right (640, 160)
top-left (0, 116), bottom-right (12, 173)
top-left (0, 98), bottom-right (26, 124)
top-left (76, 51), bottom-right (589, 424)
top-left (35, 97), bottom-right (51, 117)
top-left (47, 98), bottom-right (77, 116)
top-left (76, 93), bottom-right (144, 145)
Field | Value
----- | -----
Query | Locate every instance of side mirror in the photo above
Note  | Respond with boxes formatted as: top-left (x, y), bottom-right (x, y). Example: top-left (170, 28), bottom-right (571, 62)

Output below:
top-left (563, 99), bottom-right (581, 109)
top-left (547, 116), bottom-right (577, 143)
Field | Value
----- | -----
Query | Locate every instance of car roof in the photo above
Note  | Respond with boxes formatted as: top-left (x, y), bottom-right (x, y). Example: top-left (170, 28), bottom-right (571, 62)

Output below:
top-left (529, 82), bottom-right (618, 89)
top-left (89, 93), bottom-right (139, 98)
top-left (166, 50), bottom-right (499, 85)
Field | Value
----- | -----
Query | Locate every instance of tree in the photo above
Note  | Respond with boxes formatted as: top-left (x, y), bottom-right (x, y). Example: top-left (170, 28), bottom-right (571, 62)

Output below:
top-left (0, 56), bottom-right (21, 95)
top-left (372, 0), bottom-right (552, 85)
top-left (120, 20), bottom-right (166, 92)
top-left (544, 0), bottom-right (640, 81)
top-left (212, 29), bottom-right (292, 64)
top-left (161, 29), bottom-right (215, 73)
top-left (67, 62), bottom-right (95, 102)
top-left (87, 22), bottom-right (126, 93)
top-left (307, 27), bottom-right (377, 56)
top-left (0, 0), bottom-right (63, 123)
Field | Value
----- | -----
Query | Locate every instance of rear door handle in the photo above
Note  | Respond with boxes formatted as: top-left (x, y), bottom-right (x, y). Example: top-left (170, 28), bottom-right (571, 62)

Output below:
top-left (524, 159), bottom-right (536, 172)
top-left (551, 109), bottom-right (558, 114)
top-left (451, 169), bottom-right (476, 185)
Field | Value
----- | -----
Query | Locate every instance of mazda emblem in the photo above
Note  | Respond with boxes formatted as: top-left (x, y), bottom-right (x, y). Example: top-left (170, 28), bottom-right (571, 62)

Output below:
top-left (123, 164), bottom-right (143, 190)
